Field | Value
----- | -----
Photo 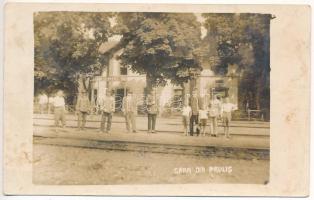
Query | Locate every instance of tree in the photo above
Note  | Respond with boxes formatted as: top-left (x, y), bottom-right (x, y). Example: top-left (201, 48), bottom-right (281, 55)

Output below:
top-left (114, 13), bottom-right (202, 93)
top-left (34, 12), bottom-right (113, 103)
top-left (202, 13), bottom-right (272, 115)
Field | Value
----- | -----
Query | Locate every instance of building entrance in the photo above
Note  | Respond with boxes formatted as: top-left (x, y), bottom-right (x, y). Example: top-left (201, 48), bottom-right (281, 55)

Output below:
top-left (115, 88), bottom-right (128, 112)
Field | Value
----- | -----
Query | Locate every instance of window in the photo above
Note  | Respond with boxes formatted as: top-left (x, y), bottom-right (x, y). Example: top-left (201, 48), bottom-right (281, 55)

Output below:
top-left (215, 79), bottom-right (224, 87)
top-left (120, 67), bottom-right (128, 75)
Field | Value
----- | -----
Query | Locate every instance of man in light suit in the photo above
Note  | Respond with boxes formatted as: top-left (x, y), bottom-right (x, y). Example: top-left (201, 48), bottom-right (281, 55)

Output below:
top-left (122, 91), bottom-right (137, 133)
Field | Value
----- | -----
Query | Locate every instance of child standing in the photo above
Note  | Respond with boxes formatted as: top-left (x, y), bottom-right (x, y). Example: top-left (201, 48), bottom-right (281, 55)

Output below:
top-left (208, 95), bottom-right (222, 137)
top-left (198, 104), bottom-right (208, 136)
top-left (181, 101), bottom-right (192, 136)
top-left (221, 97), bottom-right (237, 139)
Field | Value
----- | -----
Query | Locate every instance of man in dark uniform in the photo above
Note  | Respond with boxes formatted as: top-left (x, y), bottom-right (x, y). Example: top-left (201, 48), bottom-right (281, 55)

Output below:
top-left (189, 88), bottom-right (200, 136)
top-left (146, 89), bottom-right (159, 133)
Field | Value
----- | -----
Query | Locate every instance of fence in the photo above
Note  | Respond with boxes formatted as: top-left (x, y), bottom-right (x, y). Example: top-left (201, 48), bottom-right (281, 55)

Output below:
top-left (34, 102), bottom-right (266, 121)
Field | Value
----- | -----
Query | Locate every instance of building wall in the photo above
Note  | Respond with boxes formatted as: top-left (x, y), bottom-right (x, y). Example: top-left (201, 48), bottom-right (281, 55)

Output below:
top-left (92, 50), bottom-right (240, 113)
top-left (93, 50), bottom-right (146, 109)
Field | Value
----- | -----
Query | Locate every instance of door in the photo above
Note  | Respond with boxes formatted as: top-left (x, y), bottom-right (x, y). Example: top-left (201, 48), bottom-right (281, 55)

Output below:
top-left (115, 88), bottom-right (124, 112)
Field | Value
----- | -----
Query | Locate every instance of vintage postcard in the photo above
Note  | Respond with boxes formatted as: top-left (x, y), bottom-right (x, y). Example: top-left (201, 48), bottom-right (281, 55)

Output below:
top-left (3, 3), bottom-right (310, 196)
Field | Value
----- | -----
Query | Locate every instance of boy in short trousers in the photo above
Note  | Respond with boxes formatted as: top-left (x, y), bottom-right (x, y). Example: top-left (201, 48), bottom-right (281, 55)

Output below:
top-left (221, 97), bottom-right (237, 139)
top-left (198, 104), bottom-right (208, 136)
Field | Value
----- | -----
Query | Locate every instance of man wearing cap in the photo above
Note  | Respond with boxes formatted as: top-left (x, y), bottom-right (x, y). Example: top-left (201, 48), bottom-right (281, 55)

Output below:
top-left (122, 91), bottom-right (137, 133)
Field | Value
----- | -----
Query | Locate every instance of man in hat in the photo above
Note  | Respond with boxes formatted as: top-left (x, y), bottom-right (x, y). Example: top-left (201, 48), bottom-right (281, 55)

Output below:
top-left (146, 89), bottom-right (159, 133)
top-left (99, 90), bottom-right (115, 133)
top-left (122, 91), bottom-right (137, 133)
top-left (189, 88), bottom-right (201, 136)
top-left (75, 90), bottom-right (91, 131)
top-left (38, 92), bottom-right (48, 114)
top-left (53, 90), bottom-right (66, 132)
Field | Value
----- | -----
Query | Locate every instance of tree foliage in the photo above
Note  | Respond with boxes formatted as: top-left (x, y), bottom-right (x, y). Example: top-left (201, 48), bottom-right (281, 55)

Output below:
top-left (114, 13), bottom-right (202, 91)
top-left (202, 13), bottom-right (272, 112)
top-left (34, 12), bottom-right (113, 100)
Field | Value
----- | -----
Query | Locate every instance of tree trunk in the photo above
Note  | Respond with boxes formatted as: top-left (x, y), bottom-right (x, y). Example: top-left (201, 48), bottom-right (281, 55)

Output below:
top-left (106, 63), bottom-right (110, 91)
top-left (255, 89), bottom-right (261, 110)
top-left (181, 82), bottom-right (186, 106)
top-left (255, 73), bottom-right (264, 110)
top-left (146, 73), bottom-right (153, 95)
top-left (189, 78), bottom-right (196, 96)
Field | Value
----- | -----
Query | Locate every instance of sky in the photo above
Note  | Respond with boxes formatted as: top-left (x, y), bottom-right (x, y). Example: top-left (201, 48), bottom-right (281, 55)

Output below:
top-left (195, 13), bottom-right (207, 39)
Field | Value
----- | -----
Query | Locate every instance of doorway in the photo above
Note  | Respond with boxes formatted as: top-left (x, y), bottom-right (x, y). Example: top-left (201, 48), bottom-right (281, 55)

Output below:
top-left (115, 88), bottom-right (128, 112)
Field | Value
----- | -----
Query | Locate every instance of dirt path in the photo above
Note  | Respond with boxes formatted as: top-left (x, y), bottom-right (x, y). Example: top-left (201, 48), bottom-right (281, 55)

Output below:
top-left (33, 144), bottom-right (269, 185)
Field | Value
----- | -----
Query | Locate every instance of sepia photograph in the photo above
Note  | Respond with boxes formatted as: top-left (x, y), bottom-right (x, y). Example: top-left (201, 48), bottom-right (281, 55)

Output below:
top-left (32, 11), bottom-right (271, 185)
top-left (3, 2), bottom-right (311, 196)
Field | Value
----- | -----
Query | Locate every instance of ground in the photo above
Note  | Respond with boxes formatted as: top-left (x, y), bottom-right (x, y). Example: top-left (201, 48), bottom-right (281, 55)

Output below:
top-left (33, 144), bottom-right (269, 185)
top-left (33, 114), bottom-right (270, 185)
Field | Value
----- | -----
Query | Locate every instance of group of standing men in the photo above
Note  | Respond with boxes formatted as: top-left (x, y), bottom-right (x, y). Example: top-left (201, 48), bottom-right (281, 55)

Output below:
top-left (52, 89), bottom-right (159, 134)
top-left (48, 87), bottom-right (236, 138)
top-left (98, 89), bottom-right (159, 134)
top-left (75, 89), bottom-right (130, 133)
top-left (99, 89), bottom-right (159, 134)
